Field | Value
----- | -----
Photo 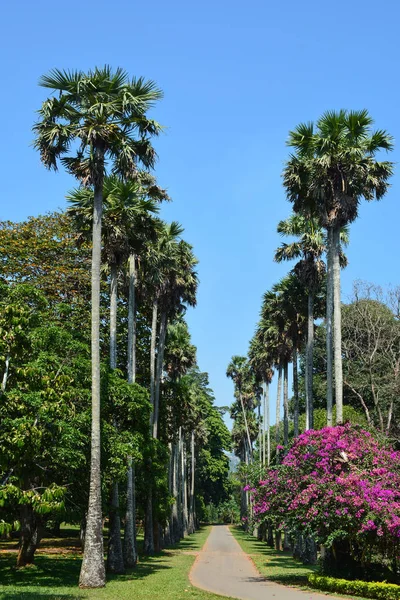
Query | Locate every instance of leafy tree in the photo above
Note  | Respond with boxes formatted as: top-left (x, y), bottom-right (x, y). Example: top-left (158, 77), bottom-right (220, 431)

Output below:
top-left (342, 282), bottom-right (400, 434)
top-left (0, 284), bottom-right (90, 566)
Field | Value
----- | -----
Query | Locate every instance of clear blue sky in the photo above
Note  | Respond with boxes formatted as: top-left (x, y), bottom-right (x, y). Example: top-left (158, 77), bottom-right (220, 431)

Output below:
top-left (2, 0), bottom-right (399, 423)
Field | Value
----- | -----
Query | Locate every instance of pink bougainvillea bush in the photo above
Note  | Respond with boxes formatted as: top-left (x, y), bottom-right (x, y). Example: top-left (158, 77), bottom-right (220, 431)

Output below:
top-left (251, 424), bottom-right (400, 570)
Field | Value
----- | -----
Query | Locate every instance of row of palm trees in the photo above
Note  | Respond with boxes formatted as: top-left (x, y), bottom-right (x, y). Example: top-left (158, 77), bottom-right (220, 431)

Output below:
top-left (33, 67), bottom-right (202, 588)
top-left (228, 109), bottom-right (394, 470)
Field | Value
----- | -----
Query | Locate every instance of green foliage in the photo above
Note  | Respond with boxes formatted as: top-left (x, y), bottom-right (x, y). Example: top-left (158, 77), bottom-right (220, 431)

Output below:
top-left (203, 502), bottom-right (219, 524)
top-left (218, 496), bottom-right (240, 524)
top-left (309, 574), bottom-right (400, 599)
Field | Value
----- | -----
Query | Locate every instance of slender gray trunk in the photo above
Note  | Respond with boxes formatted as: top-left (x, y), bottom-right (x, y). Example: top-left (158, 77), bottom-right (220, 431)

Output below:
top-left (177, 428), bottom-right (184, 537)
top-left (109, 263), bottom-right (118, 370)
top-left (164, 443), bottom-right (173, 545)
top-left (245, 443), bottom-right (250, 524)
top-left (125, 256), bottom-right (137, 567)
top-left (171, 441), bottom-right (180, 542)
top-left (266, 383), bottom-right (270, 466)
top-left (306, 292), bottom-right (314, 430)
top-left (144, 489), bottom-right (154, 554)
top-left (240, 445), bottom-right (248, 522)
top-left (149, 298), bottom-right (158, 430)
top-left (171, 444), bottom-right (180, 544)
top-left (79, 168), bottom-right (106, 589)
top-left (275, 365), bottom-right (282, 445)
top-left (326, 226), bottom-right (334, 426)
top-left (107, 263), bottom-right (124, 573)
top-left (181, 433), bottom-right (189, 537)
top-left (153, 310), bottom-right (167, 440)
top-left (293, 347), bottom-right (299, 437)
top-left (107, 483), bottom-right (125, 574)
top-left (124, 458), bottom-right (137, 567)
top-left (262, 383), bottom-right (266, 466)
top-left (333, 225), bottom-right (343, 424)
top-left (127, 253), bottom-right (137, 383)
top-left (239, 390), bottom-right (252, 461)
top-left (188, 431), bottom-right (195, 534)
top-left (144, 298), bottom-right (158, 555)
top-left (258, 398), bottom-right (262, 466)
top-left (283, 361), bottom-right (289, 447)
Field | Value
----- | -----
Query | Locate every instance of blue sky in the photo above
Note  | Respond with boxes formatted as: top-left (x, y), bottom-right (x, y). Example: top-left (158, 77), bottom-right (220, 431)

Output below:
top-left (2, 0), bottom-right (399, 424)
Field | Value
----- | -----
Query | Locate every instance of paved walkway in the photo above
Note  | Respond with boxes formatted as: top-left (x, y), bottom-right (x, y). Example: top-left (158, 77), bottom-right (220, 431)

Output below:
top-left (190, 525), bottom-right (333, 600)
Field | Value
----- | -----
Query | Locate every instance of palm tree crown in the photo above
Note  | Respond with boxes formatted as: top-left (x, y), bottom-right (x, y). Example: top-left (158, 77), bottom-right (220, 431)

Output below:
top-left (33, 66), bottom-right (163, 183)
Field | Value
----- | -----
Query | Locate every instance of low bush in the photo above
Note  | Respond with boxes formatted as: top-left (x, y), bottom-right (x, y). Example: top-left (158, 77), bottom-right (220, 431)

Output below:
top-left (309, 573), bottom-right (400, 599)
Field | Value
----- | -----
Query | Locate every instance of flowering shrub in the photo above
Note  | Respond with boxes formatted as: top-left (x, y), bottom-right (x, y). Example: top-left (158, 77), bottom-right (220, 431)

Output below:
top-left (252, 424), bottom-right (400, 567)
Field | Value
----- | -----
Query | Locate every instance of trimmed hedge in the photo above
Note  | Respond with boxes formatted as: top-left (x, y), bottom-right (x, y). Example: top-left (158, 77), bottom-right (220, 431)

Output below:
top-left (308, 574), bottom-right (400, 599)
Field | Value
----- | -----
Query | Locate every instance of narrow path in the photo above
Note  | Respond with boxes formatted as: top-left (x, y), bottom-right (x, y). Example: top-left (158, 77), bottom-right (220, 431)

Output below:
top-left (190, 525), bottom-right (332, 600)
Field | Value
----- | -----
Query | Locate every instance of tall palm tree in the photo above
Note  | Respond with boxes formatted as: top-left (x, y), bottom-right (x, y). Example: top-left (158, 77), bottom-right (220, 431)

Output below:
top-left (34, 66), bottom-right (163, 588)
top-left (68, 176), bottom-right (161, 571)
top-left (139, 223), bottom-right (198, 553)
top-left (164, 320), bottom-right (197, 544)
top-left (284, 110), bottom-right (393, 425)
top-left (248, 335), bottom-right (273, 465)
top-left (226, 356), bottom-right (253, 460)
top-left (274, 215), bottom-right (325, 430)
top-left (259, 291), bottom-right (292, 449)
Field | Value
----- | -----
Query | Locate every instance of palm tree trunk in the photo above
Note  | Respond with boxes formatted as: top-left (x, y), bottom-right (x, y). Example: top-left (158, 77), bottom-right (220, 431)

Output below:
top-left (144, 298), bottom-right (158, 555)
top-left (181, 433), bottom-right (189, 537)
top-left (107, 483), bottom-right (125, 574)
top-left (332, 225), bottom-right (343, 424)
top-left (171, 440), bottom-right (180, 542)
top-left (123, 457), bottom-right (137, 567)
top-left (293, 347), bottom-right (299, 437)
top-left (153, 310), bottom-right (167, 440)
top-left (266, 383), bottom-right (270, 466)
top-left (283, 361), bottom-right (289, 447)
top-left (164, 444), bottom-right (173, 546)
top-left (262, 382), bottom-right (266, 466)
top-left (258, 399), bottom-right (262, 466)
top-left (127, 253), bottom-right (136, 383)
top-left (306, 292), bottom-right (314, 430)
top-left (326, 226), bottom-right (334, 426)
top-left (107, 263), bottom-right (125, 574)
top-left (149, 298), bottom-right (158, 430)
top-left (177, 427), bottom-right (184, 537)
top-left (125, 254), bottom-right (137, 567)
top-left (144, 489), bottom-right (154, 554)
top-left (79, 170), bottom-right (106, 589)
top-left (275, 365), bottom-right (282, 446)
top-left (239, 390), bottom-right (252, 461)
top-left (188, 431), bottom-right (195, 534)
top-left (110, 263), bottom-right (118, 369)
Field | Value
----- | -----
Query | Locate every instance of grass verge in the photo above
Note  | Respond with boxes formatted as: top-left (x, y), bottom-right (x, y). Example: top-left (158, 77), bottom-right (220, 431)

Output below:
top-left (230, 525), bottom-right (316, 586)
top-left (230, 526), bottom-right (372, 599)
top-left (0, 526), bottom-right (234, 600)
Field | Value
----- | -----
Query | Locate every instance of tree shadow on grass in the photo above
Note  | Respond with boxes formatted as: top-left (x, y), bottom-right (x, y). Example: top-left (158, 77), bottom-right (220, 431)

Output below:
top-left (0, 556), bottom-right (82, 588)
top-left (0, 594), bottom-right (79, 600)
top-left (0, 553), bottom-right (173, 592)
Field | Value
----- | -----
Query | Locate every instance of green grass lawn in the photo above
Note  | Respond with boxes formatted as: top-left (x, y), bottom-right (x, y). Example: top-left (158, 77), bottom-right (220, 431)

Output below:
top-left (230, 526), bottom-right (318, 586)
top-left (0, 526), bottom-right (235, 600)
